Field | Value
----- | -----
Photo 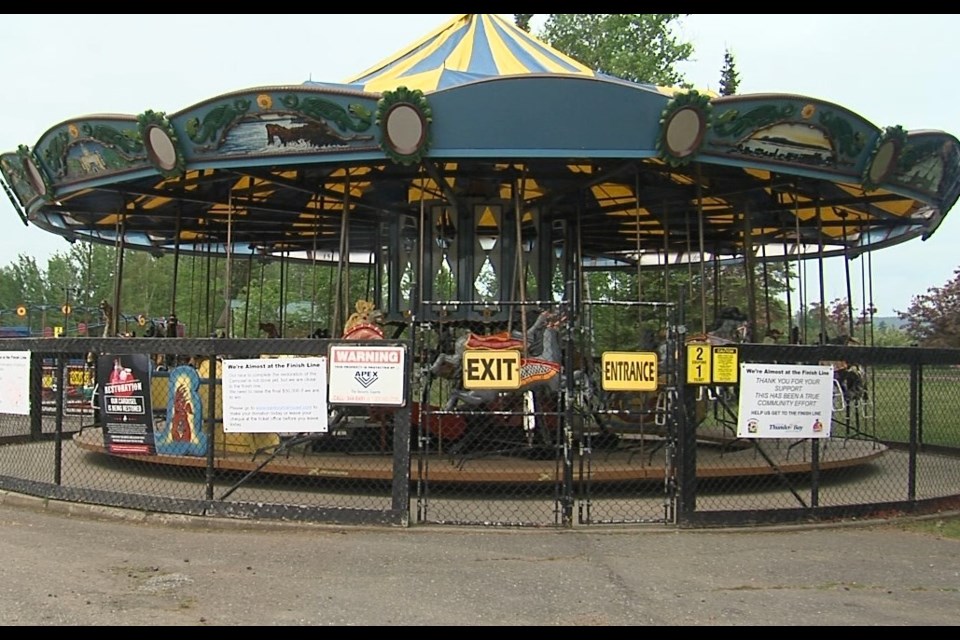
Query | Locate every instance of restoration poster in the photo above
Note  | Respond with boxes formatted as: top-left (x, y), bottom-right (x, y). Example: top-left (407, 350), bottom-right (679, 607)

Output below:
top-left (97, 354), bottom-right (155, 454)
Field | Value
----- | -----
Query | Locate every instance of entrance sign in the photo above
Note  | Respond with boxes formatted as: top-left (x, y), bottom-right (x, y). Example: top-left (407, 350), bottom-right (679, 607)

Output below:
top-left (462, 350), bottom-right (521, 389)
top-left (737, 363), bottom-right (834, 438)
top-left (328, 344), bottom-right (406, 406)
top-left (223, 357), bottom-right (329, 433)
top-left (601, 352), bottom-right (658, 391)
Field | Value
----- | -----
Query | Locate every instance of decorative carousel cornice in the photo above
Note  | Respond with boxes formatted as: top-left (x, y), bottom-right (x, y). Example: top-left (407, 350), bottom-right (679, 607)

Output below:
top-left (376, 86), bottom-right (432, 166)
top-left (656, 90), bottom-right (713, 167)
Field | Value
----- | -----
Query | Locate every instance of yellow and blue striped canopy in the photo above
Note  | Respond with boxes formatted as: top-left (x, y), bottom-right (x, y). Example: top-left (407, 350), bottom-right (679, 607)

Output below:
top-left (344, 14), bottom-right (597, 94)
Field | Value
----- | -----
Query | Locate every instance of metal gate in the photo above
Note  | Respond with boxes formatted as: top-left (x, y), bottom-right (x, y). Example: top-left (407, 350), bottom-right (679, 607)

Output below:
top-left (412, 300), bottom-right (682, 527)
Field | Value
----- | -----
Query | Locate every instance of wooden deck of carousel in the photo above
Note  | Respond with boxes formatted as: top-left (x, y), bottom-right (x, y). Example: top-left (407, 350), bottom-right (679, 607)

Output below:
top-left (72, 426), bottom-right (889, 484)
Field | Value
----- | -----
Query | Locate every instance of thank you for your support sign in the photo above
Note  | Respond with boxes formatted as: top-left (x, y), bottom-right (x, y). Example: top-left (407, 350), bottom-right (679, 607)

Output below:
top-left (737, 363), bottom-right (834, 438)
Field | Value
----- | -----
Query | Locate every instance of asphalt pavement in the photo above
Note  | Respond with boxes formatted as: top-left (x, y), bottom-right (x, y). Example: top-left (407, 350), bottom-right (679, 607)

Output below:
top-left (0, 490), bottom-right (958, 626)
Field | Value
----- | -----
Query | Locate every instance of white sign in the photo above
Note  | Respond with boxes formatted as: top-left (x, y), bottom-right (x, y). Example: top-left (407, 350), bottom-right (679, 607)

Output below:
top-left (737, 363), bottom-right (834, 439)
top-left (328, 344), bottom-right (406, 406)
top-left (0, 351), bottom-right (30, 415)
top-left (221, 357), bottom-right (328, 433)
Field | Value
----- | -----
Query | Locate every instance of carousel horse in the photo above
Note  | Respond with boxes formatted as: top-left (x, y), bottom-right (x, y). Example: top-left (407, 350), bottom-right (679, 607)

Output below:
top-left (685, 306), bottom-right (750, 346)
top-left (425, 309), bottom-right (565, 461)
top-left (333, 300), bottom-right (391, 451)
top-left (342, 299), bottom-right (385, 340)
top-left (258, 322), bottom-right (280, 338)
top-left (427, 309), bottom-right (564, 411)
top-left (86, 299), bottom-right (115, 366)
top-left (98, 300), bottom-right (114, 337)
top-left (819, 334), bottom-right (869, 414)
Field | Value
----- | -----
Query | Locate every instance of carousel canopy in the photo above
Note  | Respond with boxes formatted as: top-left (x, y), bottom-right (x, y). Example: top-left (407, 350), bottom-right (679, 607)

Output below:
top-left (340, 13), bottom-right (598, 93)
top-left (1, 13), bottom-right (959, 271)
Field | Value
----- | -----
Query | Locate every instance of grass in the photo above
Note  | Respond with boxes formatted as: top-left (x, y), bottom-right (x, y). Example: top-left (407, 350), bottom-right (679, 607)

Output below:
top-left (894, 514), bottom-right (960, 540)
top-left (863, 365), bottom-right (960, 447)
top-left (694, 364), bottom-right (960, 448)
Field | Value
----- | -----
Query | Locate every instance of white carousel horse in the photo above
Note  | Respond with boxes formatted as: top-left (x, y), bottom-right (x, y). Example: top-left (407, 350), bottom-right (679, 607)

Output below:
top-left (819, 334), bottom-right (870, 415)
top-left (426, 309), bottom-right (565, 411)
top-left (98, 300), bottom-right (114, 337)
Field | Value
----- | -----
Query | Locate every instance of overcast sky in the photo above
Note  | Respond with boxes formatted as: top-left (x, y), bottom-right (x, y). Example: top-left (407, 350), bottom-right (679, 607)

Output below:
top-left (1, 14), bottom-right (957, 317)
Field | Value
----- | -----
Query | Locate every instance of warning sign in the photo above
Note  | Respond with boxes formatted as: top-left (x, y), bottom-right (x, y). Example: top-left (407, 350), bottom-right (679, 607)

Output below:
top-left (712, 346), bottom-right (739, 384)
top-left (601, 352), bottom-right (658, 392)
top-left (328, 344), bottom-right (406, 406)
top-left (462, 350), bottom-right (521, 390)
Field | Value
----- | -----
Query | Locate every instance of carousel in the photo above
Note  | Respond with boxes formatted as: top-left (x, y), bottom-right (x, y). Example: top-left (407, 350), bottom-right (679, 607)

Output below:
top-left (3, 14), bottom-right (960, 485)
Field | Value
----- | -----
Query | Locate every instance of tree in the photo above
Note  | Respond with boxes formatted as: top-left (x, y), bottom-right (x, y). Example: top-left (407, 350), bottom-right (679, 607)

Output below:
top-left (513, 14), bottom-right (533, 32)
top-left (538, 14), bottom-right (693, 86)
top-left (872, 321), bottom-right (912, 347)
top-left (719, 48), bottom-right (739, 96)
top-left (898, 267), bottom-right (960, 348)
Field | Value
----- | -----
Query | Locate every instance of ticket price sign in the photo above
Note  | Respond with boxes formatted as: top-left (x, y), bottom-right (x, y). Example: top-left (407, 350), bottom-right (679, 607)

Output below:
top-left (686, 343), bottom-right (711, 384)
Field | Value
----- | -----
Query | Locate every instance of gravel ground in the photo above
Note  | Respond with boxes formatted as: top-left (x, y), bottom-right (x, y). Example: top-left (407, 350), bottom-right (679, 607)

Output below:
top-left (0, 490), bottom-right (958, 626)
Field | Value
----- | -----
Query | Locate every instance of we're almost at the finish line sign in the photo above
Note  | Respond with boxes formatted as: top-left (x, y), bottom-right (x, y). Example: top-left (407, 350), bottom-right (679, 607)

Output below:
top-left (737, 363), bottom-right (834, 438)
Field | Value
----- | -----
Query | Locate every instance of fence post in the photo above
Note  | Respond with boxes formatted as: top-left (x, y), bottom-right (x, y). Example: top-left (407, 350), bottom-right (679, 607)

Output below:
top-left (908, 361), bottom-right (919, 502)
top-left (674, 303), bottom-right (696, 525)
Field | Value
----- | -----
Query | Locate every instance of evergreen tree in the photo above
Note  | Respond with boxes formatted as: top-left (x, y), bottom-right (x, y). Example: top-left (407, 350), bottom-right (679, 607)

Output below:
top-left (719, 48), bottom-right (740, 96)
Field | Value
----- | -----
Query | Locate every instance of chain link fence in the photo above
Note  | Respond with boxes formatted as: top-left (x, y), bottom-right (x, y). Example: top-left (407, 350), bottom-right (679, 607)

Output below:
top-left (0, 335), bottom-right (957, 529)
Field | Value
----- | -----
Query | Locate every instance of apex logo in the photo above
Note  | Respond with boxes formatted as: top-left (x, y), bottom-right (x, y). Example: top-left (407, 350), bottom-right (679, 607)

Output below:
top-left (354, 370), bottom-right (378, 388)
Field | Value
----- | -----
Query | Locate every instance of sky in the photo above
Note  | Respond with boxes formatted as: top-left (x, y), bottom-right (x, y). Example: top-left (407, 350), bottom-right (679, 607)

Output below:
top-left (1, 13), bottom-right (958, 318)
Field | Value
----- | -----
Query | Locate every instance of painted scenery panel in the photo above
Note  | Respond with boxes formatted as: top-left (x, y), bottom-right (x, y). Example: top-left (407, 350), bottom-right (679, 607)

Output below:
top-left (178, 91), bottom-right (380, 160)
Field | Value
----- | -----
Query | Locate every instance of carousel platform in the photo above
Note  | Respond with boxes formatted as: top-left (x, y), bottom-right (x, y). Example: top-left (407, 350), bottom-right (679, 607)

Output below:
top-left (72, 426), bottom-right (888, 484)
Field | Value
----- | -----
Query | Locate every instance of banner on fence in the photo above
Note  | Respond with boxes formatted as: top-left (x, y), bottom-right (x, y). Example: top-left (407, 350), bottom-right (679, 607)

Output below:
top-left (97, 354), bottom-right (155, 454)
top-left (737, 363), bottom-right (834, 439)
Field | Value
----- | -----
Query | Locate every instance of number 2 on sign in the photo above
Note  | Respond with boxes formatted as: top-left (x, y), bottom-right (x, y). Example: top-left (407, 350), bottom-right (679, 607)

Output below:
top-left (686, 343), bottom-right (712, 384)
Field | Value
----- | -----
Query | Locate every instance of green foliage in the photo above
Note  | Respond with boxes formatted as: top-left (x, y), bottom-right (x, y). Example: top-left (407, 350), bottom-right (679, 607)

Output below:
top-left (898, 266), bottom-right (960, 348)
top-left (538, 14), bottom-right (693, 86)
top-left (719, 49), bottom-right (740, 96)
top-left (872, 322), bottom-right (912, 347)
top-left (0, 240), bottom-right (386, 339)
top-left (513, 14), bottom-right (533, 32)
top-left (576, 260), bottom-right (792, 348)
top-left (788, 297), bottom-right (906, 345)
top-left (897, 516), bottom-right (960, 540)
